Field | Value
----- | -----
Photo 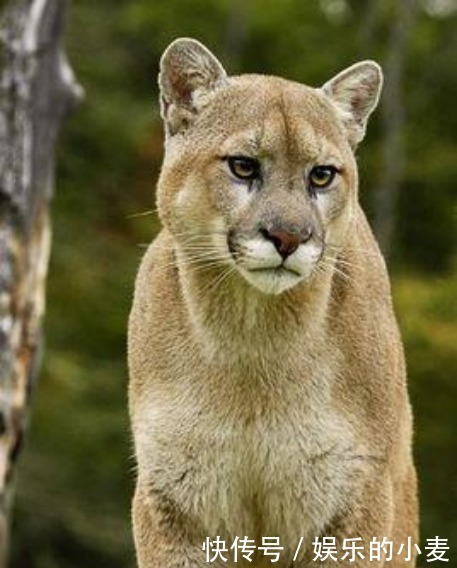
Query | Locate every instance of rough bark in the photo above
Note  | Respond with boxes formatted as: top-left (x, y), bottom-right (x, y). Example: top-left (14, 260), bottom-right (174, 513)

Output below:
top-left (0, 0), bottom-right (81, 564)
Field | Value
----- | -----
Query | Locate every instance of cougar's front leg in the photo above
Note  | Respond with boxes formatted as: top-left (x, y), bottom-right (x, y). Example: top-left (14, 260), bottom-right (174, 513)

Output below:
top-left (132, 482), bottom-right (178, 567)
top-left (133, 483), bottom-right (214, 568)
top-left (295, 473), bottom-right (417, 568)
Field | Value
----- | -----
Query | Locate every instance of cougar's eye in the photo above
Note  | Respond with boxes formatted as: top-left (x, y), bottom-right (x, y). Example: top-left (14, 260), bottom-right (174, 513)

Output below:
top-left (308, 165), bottom-right (338, 190)
top-left (227, 156), bottom-right (260, 181)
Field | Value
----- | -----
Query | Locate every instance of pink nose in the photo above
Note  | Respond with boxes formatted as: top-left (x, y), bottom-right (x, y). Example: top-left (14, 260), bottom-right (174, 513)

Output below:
top-left (262, 227), bottom-right (313, 259)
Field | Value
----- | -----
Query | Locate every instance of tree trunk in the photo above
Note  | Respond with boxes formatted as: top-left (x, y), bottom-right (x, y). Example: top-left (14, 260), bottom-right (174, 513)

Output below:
top-left (0, 0), bottom-right (81, 564)
top-left (223, 0), bottom-right (250, 71)
top-left (372, 0), bottom-right (417, 256)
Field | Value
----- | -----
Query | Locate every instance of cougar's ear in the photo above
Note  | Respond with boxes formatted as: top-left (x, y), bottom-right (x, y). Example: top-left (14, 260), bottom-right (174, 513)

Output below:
top-left (322, 61), bottom-right (383, 147)
top-left (158, 38), bottom-right (227, 135)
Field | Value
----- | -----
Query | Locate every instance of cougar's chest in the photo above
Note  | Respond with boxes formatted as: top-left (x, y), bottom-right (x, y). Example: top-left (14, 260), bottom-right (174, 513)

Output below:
top-left (194, 399), bottom-right (355, 545)
top-left (137, 358), bottom-right (361, 554)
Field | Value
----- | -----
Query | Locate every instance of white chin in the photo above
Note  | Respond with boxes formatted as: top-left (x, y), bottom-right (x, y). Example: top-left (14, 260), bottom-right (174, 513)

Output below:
top-left (238, 267), bottom-right (305, 295)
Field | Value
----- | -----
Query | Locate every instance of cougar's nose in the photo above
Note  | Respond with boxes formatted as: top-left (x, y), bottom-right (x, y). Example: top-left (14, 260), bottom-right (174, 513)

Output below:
top-left (260, 226), bottom-right (313, 260)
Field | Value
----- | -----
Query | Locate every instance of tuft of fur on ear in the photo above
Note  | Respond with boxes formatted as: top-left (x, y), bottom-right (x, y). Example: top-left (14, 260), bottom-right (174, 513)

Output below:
top-left (158, 38), bottom-right (227, 136)
top-left (322, 61), bottom-right (383, 147)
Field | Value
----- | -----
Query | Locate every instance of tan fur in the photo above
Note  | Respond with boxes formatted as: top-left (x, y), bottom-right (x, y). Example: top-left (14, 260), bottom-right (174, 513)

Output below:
top-left (128, 39), bottom-right (418, 567)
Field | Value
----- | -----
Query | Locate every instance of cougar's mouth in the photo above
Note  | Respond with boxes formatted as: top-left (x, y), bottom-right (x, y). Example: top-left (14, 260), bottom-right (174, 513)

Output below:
top-left (235, 262), bottom-right (305, 295)
top-left (226, 231), bottom-right (321, 294)
top-left (248, 264), bottom-right (302, 277)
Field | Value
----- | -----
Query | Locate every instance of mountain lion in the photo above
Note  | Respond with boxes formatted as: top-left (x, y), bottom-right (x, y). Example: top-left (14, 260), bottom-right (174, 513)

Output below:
top-left (128, 38), bottom-right (418, 567)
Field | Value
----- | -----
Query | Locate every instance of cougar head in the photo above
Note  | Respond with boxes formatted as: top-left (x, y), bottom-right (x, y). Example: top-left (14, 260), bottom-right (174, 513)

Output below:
top-left (157, 38), bottom-right (382, 295)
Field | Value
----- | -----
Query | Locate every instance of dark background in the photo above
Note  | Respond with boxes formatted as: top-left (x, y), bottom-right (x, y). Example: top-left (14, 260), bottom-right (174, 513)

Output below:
top-left (10, 0), bottom-right (457, 566)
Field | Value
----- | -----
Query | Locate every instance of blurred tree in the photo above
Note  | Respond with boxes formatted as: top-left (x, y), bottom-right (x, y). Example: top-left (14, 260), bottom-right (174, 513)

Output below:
top-left (371, 0), bottom-right (417, 257)
top-left (223, 0), bottom-right (250, 69)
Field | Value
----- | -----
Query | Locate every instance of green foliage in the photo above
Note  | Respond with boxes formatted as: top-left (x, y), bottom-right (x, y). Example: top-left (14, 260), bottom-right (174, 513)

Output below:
top-left (9, 0), bottom-right (456, 566)
top-left (394, 268), bottom-right (457, 565)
